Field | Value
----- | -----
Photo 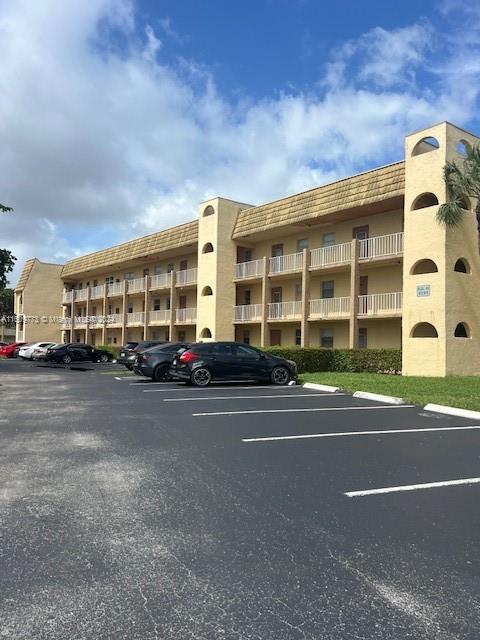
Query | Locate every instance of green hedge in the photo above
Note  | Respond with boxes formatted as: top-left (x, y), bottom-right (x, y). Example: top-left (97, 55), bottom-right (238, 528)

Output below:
top-left (261, 347), bottom-right (402, 374)
top-left (97, 344), bottom-right (121, 359)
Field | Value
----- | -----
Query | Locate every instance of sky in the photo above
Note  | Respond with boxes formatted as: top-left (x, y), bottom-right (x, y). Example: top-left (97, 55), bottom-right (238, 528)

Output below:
top-left (2, 0), bottom-right (480, 284)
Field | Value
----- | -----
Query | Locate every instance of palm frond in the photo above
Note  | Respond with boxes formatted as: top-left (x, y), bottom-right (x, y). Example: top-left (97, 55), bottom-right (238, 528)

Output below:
top-left (436, 202), bottom-right (464, 226)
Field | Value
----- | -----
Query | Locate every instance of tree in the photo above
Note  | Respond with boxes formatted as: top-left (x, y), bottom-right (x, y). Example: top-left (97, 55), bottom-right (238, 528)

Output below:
top-left (0, 203), bottom-right (13, 213)
top-left (0, 288), bottom-right (14, 316)
top-left (0, 203), bottom-right (16, 287)
top-left (437, 143), bottom-right (480, 229)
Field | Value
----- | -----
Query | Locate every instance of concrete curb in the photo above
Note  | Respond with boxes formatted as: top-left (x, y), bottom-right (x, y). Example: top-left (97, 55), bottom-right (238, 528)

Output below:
top-left (303, 382), bottom-right (340, 393)
top-left (423, 403), bottom-right (480, 421)
top-left (353, 390), bottom-right (405, 405)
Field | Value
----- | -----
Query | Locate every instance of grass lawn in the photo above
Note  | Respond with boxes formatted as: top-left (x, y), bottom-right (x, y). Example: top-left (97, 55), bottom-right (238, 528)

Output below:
top-left (300, 372), bottom-right (480, 412)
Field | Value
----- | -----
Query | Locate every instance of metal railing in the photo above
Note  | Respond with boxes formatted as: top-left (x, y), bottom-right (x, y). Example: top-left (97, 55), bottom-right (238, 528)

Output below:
top-left (310, 242), bottom-right (351, 269)
top-left (127, 278), bottom-right (145, 294)
top-left (269, 252), bottom-right (304, 275)
top-left (127, 312), bottom-right (145, 325)
top-left (90, 285), bottom-right (105, 299)
top-left (76, 288), bottom-right (88, 301)
top-left (149, 310), bottom-right (171, 324)
top-left (176, 307), bottom-right (197, 323)
top-left (358, 292), bottom-right (403, 315)
top-left (63, 291), bottom-right (73, 303)
top-left (107, 282), bottom-right (124, 297)
top-left (87, 315), bottom-right (103, 326)
top-left (359, 232), bottom-right (404, 260)
top-left (105, 314), bottom-right (123, 325)
top-left (176, 268), bottom-right (197, 286)
top-left (74, 316), bottom-right (87, 326)
top-left (60, 317), bottom-right (72, 328)
top-left (150, 273), bottom-right (172, 290)
top-left (235, 259), bottom-right (264, 279)
top-left (309, 297), bottom-right (351, 318)
top-left (268, 301), bottom-right (302, 320)
top-left (234, 304), bottom-right (263, 322)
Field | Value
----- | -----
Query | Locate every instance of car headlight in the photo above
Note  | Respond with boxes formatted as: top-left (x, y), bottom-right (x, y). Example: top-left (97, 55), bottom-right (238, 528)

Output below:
top-left (128, 355), bottom-right (136, 360)
top-left (286, 359), bottom-right (297, 370)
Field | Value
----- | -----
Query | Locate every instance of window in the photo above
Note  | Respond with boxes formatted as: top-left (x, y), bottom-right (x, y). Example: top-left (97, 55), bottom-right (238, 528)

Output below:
top-left (113, 337), bottom-right (117, 344)
top-left (153, 298), bottom-right (161, 311)
top-left (411, 323), bottom-right (438, 338)
top-left (236, 344), bottom-right (259, 359)
top-left (115, 307), bottom-right (120, 314)
top-left (154, 265), bottom-right (162, 275)
top-left (243, 330), bottom-right (250, 345)
top-left (456, 140), bottom-right (471, 157)
top-left (454, 322), bottom-right (470, 338)
top-left (167, 263), bottom-right (174, 273)
top-left (295, 328), bottom-right (301, 346)
top-left (411, 259), bottom-right (438, 275)
top-left (108, 304), bottom-right (112, 314)
top-left (412, 136), bottom-right (440, 156)
top-left (297, 238), bottom-right (309, 252)
top-left (322, 232), bottom-right (336, 247)
top-left (295, 283), bottom-right (302, 301)
top-left (411, 193), bottom-right (439, 210)
top-left (454, 258), bottom-right (470, 273)
top-left (212, 343), bottom-right (233, 355)
top-left (127, 303), bottom-right (133, 313)
top-left (143, 268), bottom-right (149, 277)
top-left (322, 280), bottom-right (334, 299)
top-left (93, 280), bottom-right (98, 287)
top-left (321, 328), bottom-right (334, 348)
top-left (166, 297), bottom-right (171, 310)
top-left (124, 272), bottom-right (135, 281)
top-left (353, 225), bottom-right (369, 241)
top-left (244, 290), bottom-right (251, 305)
top-left (180, 260), bottom-right (188, 271)
top-left (202, 243), bottom-right (214, 253)
top-left (200, 328), bottom-right (212, 338)
top-left (358, 328), bottom-right (368, 349)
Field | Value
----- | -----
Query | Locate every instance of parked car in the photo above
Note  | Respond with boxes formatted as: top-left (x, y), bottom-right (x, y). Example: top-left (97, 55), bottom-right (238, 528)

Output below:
top-left (118, 341), bottom-right (165, 370)
top-left (45, 343), bottom-right (112, 364)
top-left (169, 342), bottom-right (297, 387)
top-left (18, 342), bottom-right (56, 360)
top-left (32, 343), bottom-right (59, 361)
top-left (134, 342), bottom-right (191, 381)
top-left (0, 342), bottom-right (27, 358)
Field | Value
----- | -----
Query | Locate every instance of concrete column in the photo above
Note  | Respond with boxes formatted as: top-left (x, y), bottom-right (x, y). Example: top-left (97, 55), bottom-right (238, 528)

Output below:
top-left (71, 291), bottom-right (76, 337)
top-left (260, 257), bottom-right (269, 347)
top-left (85, 287), bottom-right (91, 344)
top-left (349, 239), bottom-right (360, 349)
top-left (102, 285), bottom-right (107, 344)
top-left (143, 275), bottom-right (149, 340)
top-left (168, 271), bottom-right (177, 341)
top-left (121, 281), bottom-right (127, 345)
top-left (300, 248), bottom-right (310, 347)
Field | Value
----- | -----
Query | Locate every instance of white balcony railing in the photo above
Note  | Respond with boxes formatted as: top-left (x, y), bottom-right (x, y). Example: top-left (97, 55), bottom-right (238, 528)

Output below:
top-left (309, 297), bottom-right (351, 318)
top-left (76, 288), bottom-right (88, 301)
top-left (149, 310), bottom-right (171, 324)
top-left (234, 304), bottom-right (263, 322)
top-left (107, 282), bottom-right (124, 297)
top-left (74, 316), bottom-right (87, 326)
top-left (268, 301), bottom-right (302, 320)
top-left (127, 312), bottom-right (145, 325)
top-left (87, 315), bottom-right (104, 326)
top-left (63, 291), bottom-right (73, 303)
top-left (150, 273), bottom-right (172, 290)
top-left (235, 259), bottom-right (264, 279)
top-left (176, 268), bottom-right (197, 286)
top-left (358, 292), bottom-right (403, 316)
top-left (127, 278), bottom-right (146, 294)
top-left (269, 252), bottom-right (304, 275)
top-left (90, 285), bottom-right (105, 299)
top-left (176, 307), bottom-right (197, 324)
top-left (359, 232), bottom-right (404, 260)
top-left (60, 317), bottom-right (72, 328)
top-left (310, 242), bottom-right (351, 269)
top-left (105, 314), bottom-right (123, 325)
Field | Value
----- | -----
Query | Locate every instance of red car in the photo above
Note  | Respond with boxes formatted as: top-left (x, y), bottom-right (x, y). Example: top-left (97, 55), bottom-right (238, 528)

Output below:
top-left (0, 342), bottom-right (27, 358)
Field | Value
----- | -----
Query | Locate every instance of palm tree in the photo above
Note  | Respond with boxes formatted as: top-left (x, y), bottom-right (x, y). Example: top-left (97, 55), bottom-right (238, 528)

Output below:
top-left (437, 143), bottom-right (480, 230)
top-left (1, 204), bottom-right (13, 213)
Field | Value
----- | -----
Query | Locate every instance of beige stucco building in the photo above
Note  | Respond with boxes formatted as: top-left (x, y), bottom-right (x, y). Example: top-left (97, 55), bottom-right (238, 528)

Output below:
top-left (14, 121), bottom-right (480, 376)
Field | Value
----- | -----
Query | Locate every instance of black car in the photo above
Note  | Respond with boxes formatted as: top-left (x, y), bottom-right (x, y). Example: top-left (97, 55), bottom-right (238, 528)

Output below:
top-left (46, 343), bottom-right (112, 364)
top-left (118, 341), bottom-right (165, 370)
top-left (133, 342), bottom-right (191, 381)
top-left (169, 342), bottom-right (297, 387)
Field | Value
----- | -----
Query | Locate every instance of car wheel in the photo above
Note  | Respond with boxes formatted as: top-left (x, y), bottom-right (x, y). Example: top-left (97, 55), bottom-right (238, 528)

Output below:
top-left (62, 354), bottom-right (72, 364)
top-left (191, 367), bottom-right (212, 387)
top-left (271, 366), bottom-right (290, 385)
top-left (153, 364), bottom-right (169, 382)
top-left (99, 353), bottom-right (109, 363)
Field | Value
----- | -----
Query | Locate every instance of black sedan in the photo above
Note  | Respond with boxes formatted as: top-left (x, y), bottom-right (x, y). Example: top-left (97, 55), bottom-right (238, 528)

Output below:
top-left (133, 342), bottom-right (191, 381)
top-left (118, 340), bottom-right (165, 370)
top-left (170, 342), bottom-right (297, 387)
top-left (46, 343), bottom-right (112, 364)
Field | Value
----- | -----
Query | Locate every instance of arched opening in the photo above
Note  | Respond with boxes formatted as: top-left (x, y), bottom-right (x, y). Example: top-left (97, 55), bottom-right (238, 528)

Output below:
top-left (201, 286), bottom-right (213, 296)
top-left (203, 205), bottom-right (214, 217)
top-left (412, 136), bottom-right (440, 156)
top-left (411, 323), bottom-right (439, 338)
top-left (454, 322), bottom-right (470, 338)
top-left (411, 259), bottom-right (439, 275)
top-left (456, 140), bottom-right (472, 157)
top-left (200, 328), bottom-right (212, 338)
top-left (454, 258), bottom-right (470, 273)
top-left (411, 193), bottom-right (439, 210)
top-left (202, 242), bottom-right (214, 253)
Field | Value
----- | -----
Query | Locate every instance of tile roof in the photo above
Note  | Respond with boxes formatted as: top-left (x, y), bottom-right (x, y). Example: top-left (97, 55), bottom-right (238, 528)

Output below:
top-left (15, 258), bottom-right (36, 291)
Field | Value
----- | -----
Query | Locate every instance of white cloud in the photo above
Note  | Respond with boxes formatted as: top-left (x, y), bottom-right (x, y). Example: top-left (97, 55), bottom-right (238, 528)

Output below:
top-left (1, 0), bottom-right (480, 285)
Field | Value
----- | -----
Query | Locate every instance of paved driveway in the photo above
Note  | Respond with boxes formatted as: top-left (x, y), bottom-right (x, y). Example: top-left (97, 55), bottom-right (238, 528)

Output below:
top-left (1, 359), bottom-right (480, 639)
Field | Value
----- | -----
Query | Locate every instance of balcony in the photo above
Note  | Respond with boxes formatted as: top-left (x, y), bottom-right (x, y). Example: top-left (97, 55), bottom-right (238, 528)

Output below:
top-left (74, 316), bottom-right (87, 328)
top-left (87, 315), bottom-right (104, 326)
top-left (149, 310), bottom-right (171, 325)
top-left (127, 312), bottom-right (145, 326)
top-left (105, 314), bottom-right (123, 326)
top-left (269, 252), bottom-right (303, 275)
top-left (176, 307), bottom-right (197, 324)
top-left (63, 291), bottom-right (73, 303)
top-left (268, 301), bottom-right (302, 321)
top-left (60, 317), bottom-right (72, 328)
top-left (107, 282), bottom-right (124, 297)
top-left (234, 304), bottom-right (263, 323)
top-left (176, 268), bottom-right (197, 287)
top-left (76, 288), bottom-right (88, 302)
top-left (150, 273), bottom-right (172, 290)
top-left (358, 292), bottom-right (403, 316)
top-left (309, 297), bottom-right (350, 319)
top-left (235, 259), bottom-right (264, 280)
top-left (310, 242), bottom-right (351, 269)
top-left (127, 278), bottom-right (146, 294)
top-left (90, 285), bottom-right (105, 299)
top-left (359, 232), bottom-right (404, 261)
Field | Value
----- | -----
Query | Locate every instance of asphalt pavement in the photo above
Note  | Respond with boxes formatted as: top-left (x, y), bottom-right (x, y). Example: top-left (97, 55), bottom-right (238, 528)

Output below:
top-left (1, 357), bottom-right (480, 639)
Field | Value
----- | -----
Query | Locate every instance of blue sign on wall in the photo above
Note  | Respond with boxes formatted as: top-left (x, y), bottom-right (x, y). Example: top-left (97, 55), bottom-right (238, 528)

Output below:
top-left (416, 284), bottom-right (431, 297)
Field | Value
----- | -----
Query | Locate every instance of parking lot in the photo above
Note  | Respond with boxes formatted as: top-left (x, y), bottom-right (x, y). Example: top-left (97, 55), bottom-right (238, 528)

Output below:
top-left (2, 358), bottom-right (480, 639)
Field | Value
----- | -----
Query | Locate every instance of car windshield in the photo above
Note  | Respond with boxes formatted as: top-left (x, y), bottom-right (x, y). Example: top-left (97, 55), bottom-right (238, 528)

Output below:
top-left (124, 343), bottom-right (138, 349)
top-left (50, 344), bottom-right (67, 350)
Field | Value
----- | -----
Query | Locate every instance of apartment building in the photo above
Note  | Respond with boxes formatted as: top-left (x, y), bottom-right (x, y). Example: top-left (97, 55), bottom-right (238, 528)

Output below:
top-left (15, 121), bottom-right (480, 376)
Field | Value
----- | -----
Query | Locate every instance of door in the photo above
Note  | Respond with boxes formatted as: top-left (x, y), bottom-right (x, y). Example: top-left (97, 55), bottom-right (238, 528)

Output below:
top-left (270, 330), bottom-right (282, 346)
top-left (271, 244), bottom-right (284, 257)
top-left (352, 225), bottom-right (369, 241)
top-left (179, 295), bottom-right (187, 309)
top-left (179, 260), bottom-right (188, 271)
top-left (210, 343), bottom-right (240, 379)
top-left (234, 344), bottom-right (267, 380)
top-left (359, 276), bottom-right (369, 314)
top-left (271, 287), bottom-right (282, 303)
top-left (359, 276), bottom-right (368, 295)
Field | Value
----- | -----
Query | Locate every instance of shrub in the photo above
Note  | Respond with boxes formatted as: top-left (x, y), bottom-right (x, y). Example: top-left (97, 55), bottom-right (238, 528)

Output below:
top-left (261, 347), bottom-right (402, 374)
top-left (97, 344), bottom-right (121, 359)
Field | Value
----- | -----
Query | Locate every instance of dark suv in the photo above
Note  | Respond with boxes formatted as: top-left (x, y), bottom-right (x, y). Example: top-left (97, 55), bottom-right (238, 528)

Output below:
top-left (46, 343), bottom-right (111, 364)
top-left (118, 341), bottom-right (165, 370)
top-left (134, 342), bottom-right (191, 381)
top-left (170, 342), bottom-right (297, 387)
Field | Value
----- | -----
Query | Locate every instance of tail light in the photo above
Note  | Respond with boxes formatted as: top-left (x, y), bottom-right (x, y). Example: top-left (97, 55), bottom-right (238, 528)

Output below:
top-left (179, 350), bottom-right (200, 363)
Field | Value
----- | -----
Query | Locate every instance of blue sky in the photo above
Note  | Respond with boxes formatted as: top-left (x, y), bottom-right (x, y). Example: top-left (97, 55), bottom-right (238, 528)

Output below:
top-left (1, 0), bottom-right (480, 283)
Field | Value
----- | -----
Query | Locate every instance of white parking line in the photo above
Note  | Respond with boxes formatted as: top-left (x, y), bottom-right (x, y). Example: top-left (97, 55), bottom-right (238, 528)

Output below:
top-left (143, 385), bottom-right (299, 393)
top-left (242, 424), bottom-right (480, 443)
top-left (164, 393), bottom-right (344, 402)
top-left (193, 405), bottom-right (415, 417)
top-left (345, 476), bottom-right (480, 498)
